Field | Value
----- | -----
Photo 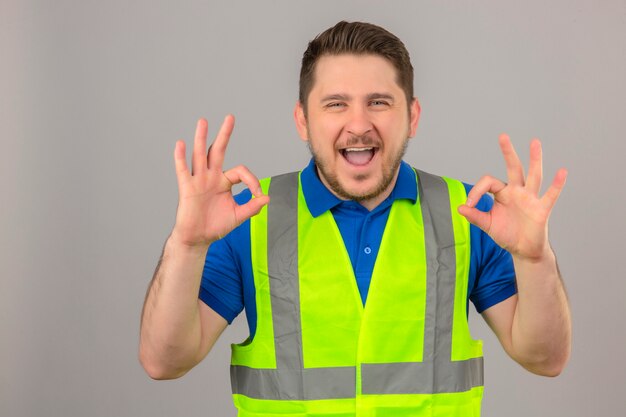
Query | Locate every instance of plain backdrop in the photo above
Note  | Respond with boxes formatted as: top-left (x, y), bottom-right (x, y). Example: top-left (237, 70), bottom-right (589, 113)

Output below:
top-left (2, 1), bottom-right (625, 416)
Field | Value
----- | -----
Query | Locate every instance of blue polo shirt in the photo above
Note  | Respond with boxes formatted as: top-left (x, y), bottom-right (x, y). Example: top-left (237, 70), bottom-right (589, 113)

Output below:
top-left (200, 159), bottom-right (517, 338)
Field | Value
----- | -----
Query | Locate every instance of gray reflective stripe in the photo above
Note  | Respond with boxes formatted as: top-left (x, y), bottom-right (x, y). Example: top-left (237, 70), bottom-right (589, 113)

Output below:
top-left (361, 357), bottom-right (483, 394)
top-left (265, 172), bottom-right (302, 370)
top-left (417, 170), bottom-right (456, 363)
top-left (232, 365), bottom-right (356, 400)
top-left (231, 169), bottom-right (483, 400)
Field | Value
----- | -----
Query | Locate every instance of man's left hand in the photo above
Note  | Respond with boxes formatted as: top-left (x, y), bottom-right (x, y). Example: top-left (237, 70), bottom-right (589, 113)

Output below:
top-left (458, 134), bottom-right (567, 261)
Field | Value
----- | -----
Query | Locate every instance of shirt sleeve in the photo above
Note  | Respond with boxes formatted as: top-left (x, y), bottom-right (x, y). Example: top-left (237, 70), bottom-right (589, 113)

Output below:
top-left (198, 189), bottom-right (252, 324)
top-left (465, 185), bottom-right (517, 313)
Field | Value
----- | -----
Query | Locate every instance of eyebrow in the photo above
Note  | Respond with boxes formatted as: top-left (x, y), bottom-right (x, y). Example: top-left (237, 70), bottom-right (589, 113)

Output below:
top-left (320, 94), bottom-right (350, 103)
top-left (366, 93), bottom-right (395, 101)
top-left (320, 92), bottom-right (395, 103)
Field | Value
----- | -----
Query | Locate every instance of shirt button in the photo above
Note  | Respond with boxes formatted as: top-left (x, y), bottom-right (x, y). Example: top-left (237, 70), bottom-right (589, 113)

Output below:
top-left (364, 247), bottom-right (372, 255)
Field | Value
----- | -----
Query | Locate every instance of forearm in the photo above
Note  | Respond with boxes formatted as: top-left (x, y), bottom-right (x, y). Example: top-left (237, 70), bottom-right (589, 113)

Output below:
top-left (510, 248), bottom-right (571, 376)
top-left (139, 232), bottom-right (209, 379)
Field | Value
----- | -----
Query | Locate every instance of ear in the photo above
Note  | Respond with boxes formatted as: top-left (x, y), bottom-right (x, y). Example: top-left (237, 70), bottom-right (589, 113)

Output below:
top-left (294, 101), bottom-right (309, 142)
top-left (409, 97), bottom-right (421, 138)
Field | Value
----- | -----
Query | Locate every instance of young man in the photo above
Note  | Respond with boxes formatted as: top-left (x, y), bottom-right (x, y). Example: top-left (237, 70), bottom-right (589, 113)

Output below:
top-left (140, 21), bottom-right (570, 416)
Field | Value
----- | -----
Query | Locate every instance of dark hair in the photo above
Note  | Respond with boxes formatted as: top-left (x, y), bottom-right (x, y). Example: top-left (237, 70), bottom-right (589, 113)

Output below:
top-left (299, 21), bottom-right (414, 113)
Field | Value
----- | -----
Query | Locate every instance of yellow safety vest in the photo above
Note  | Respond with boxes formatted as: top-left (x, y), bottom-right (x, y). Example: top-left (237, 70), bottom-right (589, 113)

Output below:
top-left (230, 169), bottom-right (484, 416)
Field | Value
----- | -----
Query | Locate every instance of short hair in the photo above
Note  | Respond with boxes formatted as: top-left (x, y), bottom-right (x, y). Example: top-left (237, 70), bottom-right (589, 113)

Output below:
top-left (299, 21), bottom-right (414, 114)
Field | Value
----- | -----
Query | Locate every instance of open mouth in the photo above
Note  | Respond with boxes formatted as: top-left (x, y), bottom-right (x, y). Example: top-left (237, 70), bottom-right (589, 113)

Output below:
top-left (341, 147), bottom-right (377, 166)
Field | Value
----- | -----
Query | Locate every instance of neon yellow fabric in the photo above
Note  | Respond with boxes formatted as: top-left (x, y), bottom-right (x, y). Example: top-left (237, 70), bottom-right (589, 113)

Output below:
top-left (231, 178), bottom-right (276, 368)
top-left (233, 387), bottom-right (483, 417)
top-left (231, 172), bottom-right (483, 416)
top-left (444, 177), bottom-right (483, 361)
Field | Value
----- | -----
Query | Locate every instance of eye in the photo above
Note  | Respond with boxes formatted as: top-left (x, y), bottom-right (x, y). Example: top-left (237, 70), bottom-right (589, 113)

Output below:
top-left (324, 102), bottom-right (347, 112)
top-left (369, 100), bottom-right (390, 107)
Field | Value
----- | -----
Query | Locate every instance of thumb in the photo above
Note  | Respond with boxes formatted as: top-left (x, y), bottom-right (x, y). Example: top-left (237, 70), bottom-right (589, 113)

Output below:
top-left (234, 195), bottom-right (270, 224)
top-left (457, 204), bottom-right (491, 234)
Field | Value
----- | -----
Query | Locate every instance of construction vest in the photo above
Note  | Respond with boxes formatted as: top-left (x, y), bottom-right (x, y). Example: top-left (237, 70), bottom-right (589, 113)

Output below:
top-left (230, 169), bottom-right (484, 417)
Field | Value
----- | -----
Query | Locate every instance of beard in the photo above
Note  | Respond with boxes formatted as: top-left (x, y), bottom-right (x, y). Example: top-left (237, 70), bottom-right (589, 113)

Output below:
top-left (308, 134), bottom-right (409, 203)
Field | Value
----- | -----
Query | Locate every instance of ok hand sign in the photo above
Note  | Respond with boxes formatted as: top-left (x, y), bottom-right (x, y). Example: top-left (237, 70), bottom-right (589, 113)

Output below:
top-left (171, 115), bottom-right (269, 248)
top-left (458, 134), bottom-right (567, 261)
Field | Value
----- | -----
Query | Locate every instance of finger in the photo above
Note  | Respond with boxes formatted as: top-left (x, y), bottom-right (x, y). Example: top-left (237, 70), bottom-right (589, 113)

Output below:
top-left (223, 165), bottom-right (265, 197)
top-left (526, 138), bottom-right (543, 195)
top-left (192, 118), bottom-right (209, 175)
top-left (464, 175), bottom-right (507, 208)
top-left (458, 205), bottom-right (492, 234)
top-left (541, 168), bottom-right (568, 212)
top-left (208, 115), bottom-right (235, 170)
top-left (499, 133), bottom-right (525, 186)
top-left (223, 165), bottom-right (270, 224)
top-left (234, 195), bottom-right (271, 224)
top-left (174, 140), bottom-right (190, 185)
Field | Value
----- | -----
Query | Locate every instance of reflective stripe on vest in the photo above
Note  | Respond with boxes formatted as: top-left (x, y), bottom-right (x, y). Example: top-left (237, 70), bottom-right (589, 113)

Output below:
top-left (230, 169), bottom-right (483, 407)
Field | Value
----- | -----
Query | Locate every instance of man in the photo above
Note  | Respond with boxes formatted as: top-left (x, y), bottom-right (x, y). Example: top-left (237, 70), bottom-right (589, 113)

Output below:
top-left (140, 21), bottom-right (570, 416)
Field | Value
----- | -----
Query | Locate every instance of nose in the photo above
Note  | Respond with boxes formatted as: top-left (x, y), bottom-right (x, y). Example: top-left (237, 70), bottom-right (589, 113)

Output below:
top-left (345, 105), bottom-right (373, 137)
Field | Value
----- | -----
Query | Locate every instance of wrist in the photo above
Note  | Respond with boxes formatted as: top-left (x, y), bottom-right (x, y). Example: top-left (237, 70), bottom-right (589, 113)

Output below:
top-left (168, 229), bottom-right (211, 256)
top-left (512, 246), bottom-right (555, 265)
top-left (512, 246), bottom-right (561, 287)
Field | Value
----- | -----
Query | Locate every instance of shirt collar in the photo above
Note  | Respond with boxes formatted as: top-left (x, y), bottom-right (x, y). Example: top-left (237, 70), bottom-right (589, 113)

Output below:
top-left (300, 158), bottom-right (418, 218)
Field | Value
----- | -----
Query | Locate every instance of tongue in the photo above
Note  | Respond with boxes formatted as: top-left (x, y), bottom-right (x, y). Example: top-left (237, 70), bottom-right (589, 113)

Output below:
top-left (344, 149), bottom-right (374, 166)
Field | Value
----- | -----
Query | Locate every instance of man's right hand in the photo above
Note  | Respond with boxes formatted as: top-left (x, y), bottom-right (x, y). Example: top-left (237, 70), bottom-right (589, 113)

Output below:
top-left (139, 115), bottom-right (268, 379)
top-left (171, 115), bottom-right (269, 248)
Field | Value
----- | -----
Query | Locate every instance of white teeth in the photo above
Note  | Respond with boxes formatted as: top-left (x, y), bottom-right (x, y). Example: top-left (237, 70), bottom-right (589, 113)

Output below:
top-left (345, 147), bottom-right (373, 152)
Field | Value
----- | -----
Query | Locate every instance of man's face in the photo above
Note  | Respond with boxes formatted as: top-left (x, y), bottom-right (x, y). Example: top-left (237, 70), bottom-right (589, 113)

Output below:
top-left (295, 54), bottom-right (420, 207)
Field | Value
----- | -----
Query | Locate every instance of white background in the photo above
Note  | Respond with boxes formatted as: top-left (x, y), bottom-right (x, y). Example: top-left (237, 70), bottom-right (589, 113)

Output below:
top-left (2, 1), bottom-right (624, 416)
